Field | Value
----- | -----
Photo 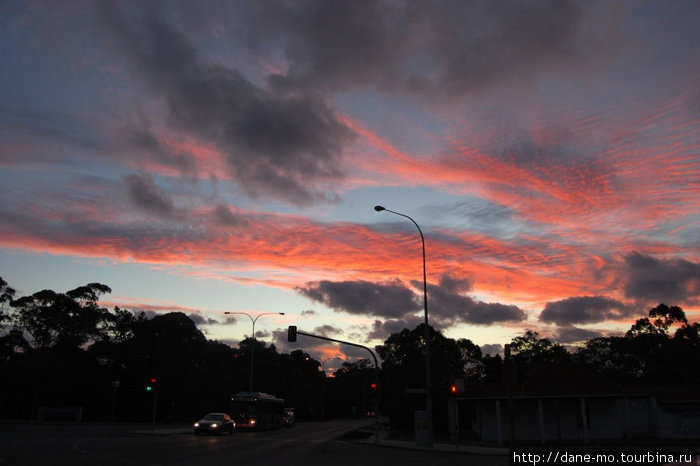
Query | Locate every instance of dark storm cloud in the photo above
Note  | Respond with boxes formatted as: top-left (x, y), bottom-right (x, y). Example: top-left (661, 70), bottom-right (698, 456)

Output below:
top-left (312, 324), bottom-right (344, 337)
top-left (123, 126), bottom-right (194, 172)
top-left (223, 315), bottom-right (238, 325)
top-left (427, 275), bottom-right (527, 325)
top-left (233, 0), bottom-right (588, 98)
top-left (623, 252), bottom-right (700, 304)
top-left (212, 205), bottom-right (248, 227)
top-left (369, 318), bottom-right (423, 341)
top-left (552, 326), bottom-right (608, 345)
top-left (455, 301), bottom-right (528, 325)
top-left (123, 173), bottom-right (176, 217)
top-left (539, 296), bottom-right (632, 325)
top-left (273, 327), bottom-right (324, 351)
top-left (297, 280), bottom-right (419, 318)
top-left (188, 312), bottom-right (219, 327)
top-left (97, 2), bottom-right (352, 205)
top-left (299, 274), bottom-right (526, 325)
top-left (343, 344), bottom-right (378, 362)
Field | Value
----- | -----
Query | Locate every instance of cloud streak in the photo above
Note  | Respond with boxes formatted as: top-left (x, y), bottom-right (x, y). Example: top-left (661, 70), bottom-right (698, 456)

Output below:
top-left (539, 296), bottom-right (631, 326)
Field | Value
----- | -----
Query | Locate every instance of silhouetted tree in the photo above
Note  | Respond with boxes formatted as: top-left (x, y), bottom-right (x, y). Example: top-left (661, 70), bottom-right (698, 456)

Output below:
top-left (627, 303), bottom-right (687, 337)
top-left (376, 324), bottom-right (470, 432)
top-left (456, 338), bottom-right (483, 381)
top-left (0, 277), bottom-right (15, 329)
top-left (481, 354), bottom-right (503, 383)
top-left (576, 304), bottom-right (700, 384)
top-left (10, 283), bottom-right (112, 349)
top-left (275, 349), bottom-right (322, 420)
top-left (509, 330), bottom-right (569, 363)
top-left (507, 330), bottom-right (570, 385)
top-left (327, 359), bottom-right (375, 418)
top-left (0, 278), bottom-right (25, 359)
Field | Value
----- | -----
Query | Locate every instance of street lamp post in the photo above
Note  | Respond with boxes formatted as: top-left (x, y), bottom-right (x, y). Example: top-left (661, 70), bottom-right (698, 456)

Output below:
top-left (225, 311), bottom-right (285, 392)
top-left (374, 205), bottom-right (433, 447)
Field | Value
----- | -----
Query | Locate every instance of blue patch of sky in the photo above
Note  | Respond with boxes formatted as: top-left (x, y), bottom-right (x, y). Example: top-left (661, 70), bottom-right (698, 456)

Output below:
top-left (0, 249), bottom-right (310, 317)
top-left (326, 185), bottom-right (453, 227)
top-left (1, 38), bottom-right (112, 117)
top-left (334, 90), bottom-right (448, 156)
top-left (420, 195), bottom-right (536, 243)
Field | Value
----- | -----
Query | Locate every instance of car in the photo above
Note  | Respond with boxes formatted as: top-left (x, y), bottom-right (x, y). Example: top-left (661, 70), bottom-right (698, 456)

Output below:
top-left (282, 408), bottom-right (295, 427)
top-left (193, 412), bottom-right (235, 435)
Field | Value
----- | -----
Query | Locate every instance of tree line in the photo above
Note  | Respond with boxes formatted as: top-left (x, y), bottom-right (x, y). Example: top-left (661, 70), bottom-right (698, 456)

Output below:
top-left (1, 277), bottom-right (698, 432)
top-left (377, 303), bottom-right (700, 433)
top-left (0, 277), bottom-right (332, 422)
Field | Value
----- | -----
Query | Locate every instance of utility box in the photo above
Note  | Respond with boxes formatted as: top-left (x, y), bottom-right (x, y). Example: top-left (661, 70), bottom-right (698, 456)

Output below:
top-left (415, 410), bottom-right (433, 447)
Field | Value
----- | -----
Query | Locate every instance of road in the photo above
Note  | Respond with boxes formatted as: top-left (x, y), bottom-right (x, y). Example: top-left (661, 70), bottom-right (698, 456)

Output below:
top-left (0, 419), bottom-right (507, 466)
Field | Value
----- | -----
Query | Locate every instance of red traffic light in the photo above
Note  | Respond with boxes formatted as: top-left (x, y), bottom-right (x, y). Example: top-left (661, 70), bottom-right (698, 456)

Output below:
top-left (146, 377), bottom-right (157, 391)
top-left (370, 382), bottom-right (377, 389)
top-left (450, 384), bottom-right (458, 394)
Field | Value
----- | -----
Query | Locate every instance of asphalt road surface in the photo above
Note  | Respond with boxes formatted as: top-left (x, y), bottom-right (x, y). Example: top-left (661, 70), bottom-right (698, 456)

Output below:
top-left (0, 419), bottom-right (507, 466)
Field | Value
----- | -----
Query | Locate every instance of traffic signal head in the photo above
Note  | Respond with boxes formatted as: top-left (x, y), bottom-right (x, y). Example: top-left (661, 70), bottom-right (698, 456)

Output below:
top-left (450, 378), bottom-right (465, 395)
top-left (287, 325), bottom-right (297, 342)
top-left (146, 377), bottom-right (157, 391)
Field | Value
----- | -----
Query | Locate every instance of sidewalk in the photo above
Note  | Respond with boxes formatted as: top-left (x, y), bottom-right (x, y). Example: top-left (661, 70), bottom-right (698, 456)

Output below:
top-left (357, 426), bottom-right (508, 455)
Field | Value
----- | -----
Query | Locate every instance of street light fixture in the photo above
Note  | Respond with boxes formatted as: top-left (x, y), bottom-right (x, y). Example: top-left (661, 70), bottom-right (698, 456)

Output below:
top-left (374, 205), bottom-right (433, 447)
top-left (224, 311), bottom-right (285, 392)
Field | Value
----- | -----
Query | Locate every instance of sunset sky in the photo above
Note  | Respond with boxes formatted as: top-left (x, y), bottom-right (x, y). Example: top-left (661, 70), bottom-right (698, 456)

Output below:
top-left (1, 0), bottom-right (699, 367)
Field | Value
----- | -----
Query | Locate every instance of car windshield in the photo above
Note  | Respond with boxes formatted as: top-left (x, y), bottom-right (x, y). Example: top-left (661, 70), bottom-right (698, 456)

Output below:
top-left (202, 414), bottom-right (225, 421)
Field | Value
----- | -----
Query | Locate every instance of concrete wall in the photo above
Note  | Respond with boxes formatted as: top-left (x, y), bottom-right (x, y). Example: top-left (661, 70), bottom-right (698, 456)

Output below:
top-left (658, 402), bottom-right (700, 439)
top-left (458, 396), bottom-right (661, 445)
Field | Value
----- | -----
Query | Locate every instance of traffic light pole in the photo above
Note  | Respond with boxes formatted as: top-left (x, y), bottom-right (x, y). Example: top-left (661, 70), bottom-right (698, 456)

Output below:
top-left (288, 326), bottom-right (380, 443)
top-left (146, 377), bottom-right (158, 432)
top-left (151, 391), bottom-right (157, 433)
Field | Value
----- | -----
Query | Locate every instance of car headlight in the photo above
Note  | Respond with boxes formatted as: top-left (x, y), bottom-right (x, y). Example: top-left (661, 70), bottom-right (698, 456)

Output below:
top-left (250, 419), bottom-right (256, 425)
top-left (194, 422), bottom-right (200, 427)
top-left (211, 423), bottom-right (218, 428)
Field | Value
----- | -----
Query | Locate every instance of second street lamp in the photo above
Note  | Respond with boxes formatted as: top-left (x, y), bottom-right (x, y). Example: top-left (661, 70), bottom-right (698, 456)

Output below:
top-left (374, 205), bottom-right (433, 448)
top-left (225, 311), bottom-right (285, 392)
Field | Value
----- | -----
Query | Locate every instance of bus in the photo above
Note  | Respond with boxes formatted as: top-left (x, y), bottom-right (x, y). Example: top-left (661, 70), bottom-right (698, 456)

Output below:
top-left (229, 391), bottom-right (284, 430)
